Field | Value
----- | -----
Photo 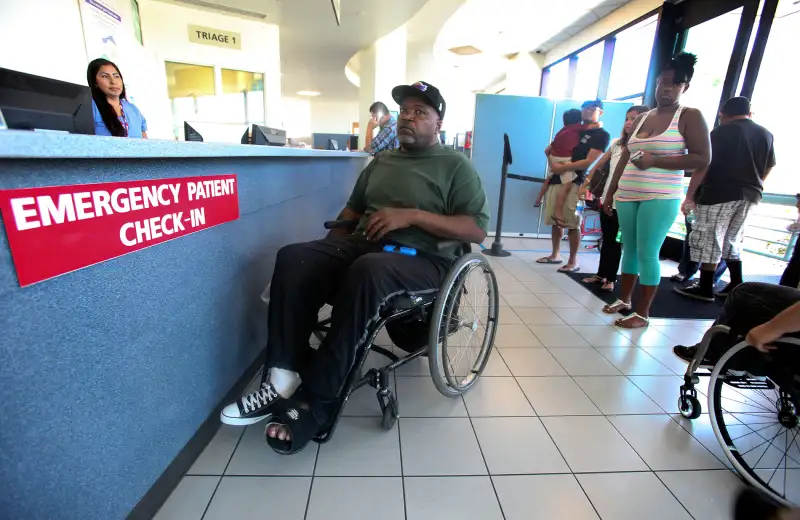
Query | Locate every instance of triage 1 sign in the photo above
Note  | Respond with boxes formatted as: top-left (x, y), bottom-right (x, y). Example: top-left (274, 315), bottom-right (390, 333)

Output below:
top-left (0, 174), bottom-right (239, 287)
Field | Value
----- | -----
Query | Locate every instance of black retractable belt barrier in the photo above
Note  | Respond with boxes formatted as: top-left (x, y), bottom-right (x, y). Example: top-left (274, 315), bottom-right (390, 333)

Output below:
top-left (482, 134), bottom-right (546, 257)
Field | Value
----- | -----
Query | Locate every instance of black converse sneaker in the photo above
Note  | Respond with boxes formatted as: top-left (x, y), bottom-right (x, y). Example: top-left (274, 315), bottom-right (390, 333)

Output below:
top-left (673, 282), bottom-right (715, 302)
top-left (221, 380), bottom-right (282, 426)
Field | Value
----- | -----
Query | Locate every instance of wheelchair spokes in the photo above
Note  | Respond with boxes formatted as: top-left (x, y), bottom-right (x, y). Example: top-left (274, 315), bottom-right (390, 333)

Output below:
top-left (443, 265), bottom-right (489, 385)
top-left (429, 253), bottom-right (498, 397)
top-left (709, 342), bottom-right (800, 506)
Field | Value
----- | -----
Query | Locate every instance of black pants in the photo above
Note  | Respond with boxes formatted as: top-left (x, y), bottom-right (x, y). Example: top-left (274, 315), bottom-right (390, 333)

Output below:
top-left (779, 238), bottom-right (800, 288)
top-left (680, 217), bottom-right (727, 282)
top-left (265, 235), bottom-right (449, 416)
top-left (597, 209), bottom-right (622, 282)
top-left (707, 282), bottom-right (800, 359)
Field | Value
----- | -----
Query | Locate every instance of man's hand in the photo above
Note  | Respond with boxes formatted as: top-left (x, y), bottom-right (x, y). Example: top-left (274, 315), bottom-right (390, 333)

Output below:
top-left (746, 323), bottom-right (782, 353)
top-left (365, 208), bottom-right (417, 241)
top-left (631, 150), bottom-right (655, 170)
top-left (681, 197), bottom-right (696, 216)
top-left (550, 162), bottom-right (567, 174)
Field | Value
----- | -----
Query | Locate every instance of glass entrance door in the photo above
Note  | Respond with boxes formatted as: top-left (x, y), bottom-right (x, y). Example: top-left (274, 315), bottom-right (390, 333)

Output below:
top-left (680, 7), bottom-right (745, 127)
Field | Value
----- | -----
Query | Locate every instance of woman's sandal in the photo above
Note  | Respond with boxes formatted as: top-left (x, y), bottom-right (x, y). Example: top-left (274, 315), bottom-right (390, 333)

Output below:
top-left (614, 313), bottom-right (650, 329)
top-left (264, 400), bottom-right (320, 455)
top-left (602, 299), bottom-right (631, 314)
top-left (582, 275), bottom-right (604, 284)
top-left (601, 281), bottom-right (615, 292)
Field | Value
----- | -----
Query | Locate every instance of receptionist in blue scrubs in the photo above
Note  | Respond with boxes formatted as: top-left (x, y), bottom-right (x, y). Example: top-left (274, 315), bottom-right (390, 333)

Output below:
top-left (87, 58), bottom-right (148, 138)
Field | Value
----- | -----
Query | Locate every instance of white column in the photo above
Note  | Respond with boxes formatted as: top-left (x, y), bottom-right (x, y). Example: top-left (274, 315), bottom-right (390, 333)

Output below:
top-left (505, 52), bottom-right (544, 97)
top-left (358, 25), bottom-right (407, 148)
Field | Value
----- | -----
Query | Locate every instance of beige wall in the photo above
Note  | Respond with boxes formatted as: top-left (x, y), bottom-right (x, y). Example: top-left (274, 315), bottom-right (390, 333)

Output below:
top-left (544, 0), bottom-right (662, 66)
top-left (0, 0), bottom-right (88, 85)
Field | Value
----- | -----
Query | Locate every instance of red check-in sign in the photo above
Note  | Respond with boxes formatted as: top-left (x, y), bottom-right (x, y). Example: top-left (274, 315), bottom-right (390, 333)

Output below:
top-left (0, 175), bottom-right (239, 287)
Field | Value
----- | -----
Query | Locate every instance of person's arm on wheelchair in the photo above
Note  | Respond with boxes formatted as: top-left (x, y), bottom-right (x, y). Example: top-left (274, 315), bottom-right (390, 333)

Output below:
top-left (365, 209), bottom-right (485, 244)
top-left (366, 162), bottom-right (490, 245)
top-left (747, 301), bottom-right (800, 352)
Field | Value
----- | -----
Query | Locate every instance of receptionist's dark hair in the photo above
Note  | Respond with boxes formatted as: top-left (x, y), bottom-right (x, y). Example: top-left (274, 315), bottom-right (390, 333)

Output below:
top-left (87, 58), bottom-right (128, 137)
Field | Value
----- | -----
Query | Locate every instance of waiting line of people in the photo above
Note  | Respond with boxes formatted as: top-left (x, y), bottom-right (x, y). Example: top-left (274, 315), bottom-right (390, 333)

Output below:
top-left (540, 51), bottom-right (797, 330)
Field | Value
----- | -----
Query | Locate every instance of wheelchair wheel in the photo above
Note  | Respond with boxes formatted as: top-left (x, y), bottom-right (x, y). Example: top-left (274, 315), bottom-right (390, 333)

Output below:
top-left (428, 253), bottom-right (499, 397)
top-left (678, 394), bottom-right (702, 420)
top-left (708, 340), bottom-right (800, 507)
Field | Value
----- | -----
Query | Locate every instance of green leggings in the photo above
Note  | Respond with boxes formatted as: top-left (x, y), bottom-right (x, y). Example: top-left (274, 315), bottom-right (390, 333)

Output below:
top-left (616, 199), bottom-right (681, 286)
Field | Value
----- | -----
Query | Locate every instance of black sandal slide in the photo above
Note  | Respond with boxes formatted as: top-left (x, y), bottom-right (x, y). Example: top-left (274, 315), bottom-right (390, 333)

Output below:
top-left (264, 400), bottom-right (320, 455)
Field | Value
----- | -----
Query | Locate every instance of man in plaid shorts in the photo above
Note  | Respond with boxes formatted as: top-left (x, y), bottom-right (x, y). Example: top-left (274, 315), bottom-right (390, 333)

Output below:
top-left (676, 97), bottom-right (776, 302)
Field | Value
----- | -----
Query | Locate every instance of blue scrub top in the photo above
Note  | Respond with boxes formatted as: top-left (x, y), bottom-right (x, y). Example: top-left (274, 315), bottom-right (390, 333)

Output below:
top-left (92, 99), bottom-right (147, 138)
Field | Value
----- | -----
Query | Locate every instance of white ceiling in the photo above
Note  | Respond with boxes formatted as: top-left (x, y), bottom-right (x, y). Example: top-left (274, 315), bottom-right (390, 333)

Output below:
top-left (535, 0), bottom-right (632, 54)
top-left (194, 0), bottom-right (429, 101)
top-left (435, 0), bottom-right (630, 59)
top-left (177, 0), bottom-right (631, 101)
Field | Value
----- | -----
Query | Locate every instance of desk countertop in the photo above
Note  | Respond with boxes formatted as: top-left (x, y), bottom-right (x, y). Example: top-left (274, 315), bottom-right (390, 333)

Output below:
top-left (0, 131), bottom-right (370, 160)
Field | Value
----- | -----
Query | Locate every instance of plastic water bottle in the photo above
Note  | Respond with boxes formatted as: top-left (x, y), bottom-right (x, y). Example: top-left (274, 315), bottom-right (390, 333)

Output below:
top-left (575, 200), bottom-right (585, 218)
top-left (686, 209), bottom-right (697, 225)
top-left (615, 230), bottom-right (622, 243)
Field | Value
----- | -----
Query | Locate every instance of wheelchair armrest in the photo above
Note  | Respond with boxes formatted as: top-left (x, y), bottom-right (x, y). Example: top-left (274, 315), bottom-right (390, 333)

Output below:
top-left (324, 219), bottom-right (359, 230)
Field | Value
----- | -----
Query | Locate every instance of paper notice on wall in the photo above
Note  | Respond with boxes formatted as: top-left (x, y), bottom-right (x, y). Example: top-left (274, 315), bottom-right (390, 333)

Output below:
top-left (80, 0), bottom-right (124, 63)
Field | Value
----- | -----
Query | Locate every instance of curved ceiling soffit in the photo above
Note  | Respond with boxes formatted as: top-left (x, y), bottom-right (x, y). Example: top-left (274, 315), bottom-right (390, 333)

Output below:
top-left (344, 0), bottom-right (468, 88)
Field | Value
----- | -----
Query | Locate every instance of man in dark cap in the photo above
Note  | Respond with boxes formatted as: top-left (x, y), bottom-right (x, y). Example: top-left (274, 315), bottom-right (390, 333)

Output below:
top-left (220, 81), bottom-right (490, 453)
top-left (537, 99), bottom-right (610, 272)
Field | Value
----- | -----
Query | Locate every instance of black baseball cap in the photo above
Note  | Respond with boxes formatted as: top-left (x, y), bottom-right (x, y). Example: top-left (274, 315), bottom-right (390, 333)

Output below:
top-left (392, 81), bottom-right (446, 120)
top-left (581, 99), bottom-right (604, 110)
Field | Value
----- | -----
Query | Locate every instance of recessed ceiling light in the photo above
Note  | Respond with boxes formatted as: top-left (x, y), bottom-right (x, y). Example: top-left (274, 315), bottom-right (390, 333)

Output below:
top-left (449, 45), bottom-right (482, 56)
top-left (297, 90), bottom-right (321, 97)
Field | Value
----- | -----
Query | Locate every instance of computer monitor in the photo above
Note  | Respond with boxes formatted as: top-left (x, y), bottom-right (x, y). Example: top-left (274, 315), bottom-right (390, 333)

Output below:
top-left (0, 68), bottom-right (94, 134)
top-left (348, 134), bottom-right (358, 150)
top-left (326, 138), bottom-right (339, 150)
top-left (184, 122), bottom-right (203, 142)
top-left (241, 124), bottom-right (286, 146)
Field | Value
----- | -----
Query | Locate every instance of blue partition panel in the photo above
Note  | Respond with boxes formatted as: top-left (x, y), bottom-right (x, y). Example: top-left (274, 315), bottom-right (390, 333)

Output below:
top-left (0, 156), bottom-right (366, 520)
top-left (312, 133), bottom-right (352, 150)
top-left (472, 94), bottom-right (555, 235)
top-left (473, 95), bottom-right (634, 235)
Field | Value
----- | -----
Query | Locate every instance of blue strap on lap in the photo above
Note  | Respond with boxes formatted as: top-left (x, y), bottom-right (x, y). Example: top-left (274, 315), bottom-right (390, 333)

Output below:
top-left (383, 245), bottom-right (417, 256)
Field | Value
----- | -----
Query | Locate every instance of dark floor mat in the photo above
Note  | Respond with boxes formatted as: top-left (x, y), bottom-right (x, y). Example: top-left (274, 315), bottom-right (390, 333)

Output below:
top-left (562, 272), bottom-right (724, 319)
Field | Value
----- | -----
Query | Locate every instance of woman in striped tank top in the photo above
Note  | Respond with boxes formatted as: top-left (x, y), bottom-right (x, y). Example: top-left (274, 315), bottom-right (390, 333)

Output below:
top-left (601, 53), bottom-right (711, 328)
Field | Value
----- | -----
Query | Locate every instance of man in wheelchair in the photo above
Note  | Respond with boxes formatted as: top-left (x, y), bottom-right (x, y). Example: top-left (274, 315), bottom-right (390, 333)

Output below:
top-left (673, 282), bottom-right (800, 368)
top-left (673, 283), bottom-right (800, 518)
top-left (220, 81), bottom-right (490, 454)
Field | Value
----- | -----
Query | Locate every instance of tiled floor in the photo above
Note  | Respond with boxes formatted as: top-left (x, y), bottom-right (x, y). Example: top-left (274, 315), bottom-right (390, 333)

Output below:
top-left (156, 240), bottom-right (748, 520)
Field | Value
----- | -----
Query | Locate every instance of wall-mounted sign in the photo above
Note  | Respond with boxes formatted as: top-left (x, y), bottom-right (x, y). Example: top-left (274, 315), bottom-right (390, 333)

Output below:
top-left (188, 25), bottom-right (242, 50)
top-left (0, 175), bottom-right (239, 287)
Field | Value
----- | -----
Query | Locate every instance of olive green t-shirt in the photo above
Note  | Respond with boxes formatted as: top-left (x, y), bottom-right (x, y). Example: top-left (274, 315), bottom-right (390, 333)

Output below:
top-left (345, 145), bottom-right (490, 257)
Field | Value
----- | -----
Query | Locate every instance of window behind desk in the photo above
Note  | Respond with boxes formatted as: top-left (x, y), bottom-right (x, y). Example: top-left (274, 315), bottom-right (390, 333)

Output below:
top-left (165, 62), bottom-right (265, 143)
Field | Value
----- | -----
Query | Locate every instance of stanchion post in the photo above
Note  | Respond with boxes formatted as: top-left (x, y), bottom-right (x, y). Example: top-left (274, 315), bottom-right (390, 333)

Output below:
top-left (483, 134), bottom-right (512, 257)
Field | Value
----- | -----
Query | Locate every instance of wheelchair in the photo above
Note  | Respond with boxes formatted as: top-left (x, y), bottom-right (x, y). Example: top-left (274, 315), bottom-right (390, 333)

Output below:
top-left (677, 325), bottom-right (800, 507)
top-left (292, 219), bottom-right (500, 444)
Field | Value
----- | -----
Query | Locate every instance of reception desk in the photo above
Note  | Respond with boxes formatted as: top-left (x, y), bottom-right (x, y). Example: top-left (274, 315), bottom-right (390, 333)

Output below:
top-left (0, 131), bottom-right (369, 520)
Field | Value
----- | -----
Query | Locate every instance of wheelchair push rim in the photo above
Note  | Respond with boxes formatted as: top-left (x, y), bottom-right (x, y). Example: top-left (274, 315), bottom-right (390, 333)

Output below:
top-left (707, 340), bottom-right (800, 507)
top-left (428, 253), bottom-right (499, 397)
